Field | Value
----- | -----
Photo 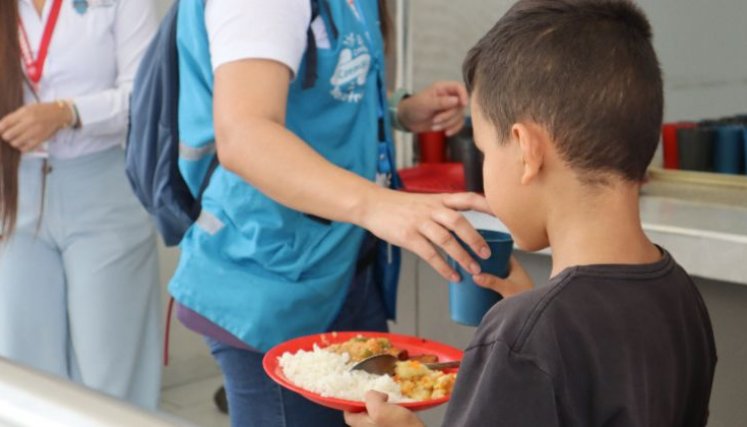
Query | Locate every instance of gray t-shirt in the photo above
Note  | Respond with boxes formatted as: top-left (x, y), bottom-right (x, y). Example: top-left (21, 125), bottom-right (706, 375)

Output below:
top-left (443, 249), bottom-right (716, 427)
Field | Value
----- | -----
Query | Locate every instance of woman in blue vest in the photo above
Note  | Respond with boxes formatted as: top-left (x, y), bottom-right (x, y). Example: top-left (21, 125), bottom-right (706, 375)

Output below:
top-left (171, 0), bottom-right (491, 425)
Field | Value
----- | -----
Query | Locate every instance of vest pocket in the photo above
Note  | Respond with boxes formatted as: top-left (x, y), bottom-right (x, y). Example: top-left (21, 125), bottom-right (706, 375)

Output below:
top-left (198, 204), bottom-right (333, 283)
top-left (255, 211), bottom-right (333, 281)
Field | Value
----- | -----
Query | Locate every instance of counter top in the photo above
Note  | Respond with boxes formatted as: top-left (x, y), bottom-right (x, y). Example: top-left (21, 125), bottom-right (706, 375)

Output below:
top-left (463, 196), bottom-right (747, 285)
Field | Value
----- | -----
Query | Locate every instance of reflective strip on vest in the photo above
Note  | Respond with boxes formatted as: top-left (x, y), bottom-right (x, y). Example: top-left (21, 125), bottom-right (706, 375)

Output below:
top-left (179, 142), bottom-right (215, 161)
top-left (195, 210), bottom-right (224, 235)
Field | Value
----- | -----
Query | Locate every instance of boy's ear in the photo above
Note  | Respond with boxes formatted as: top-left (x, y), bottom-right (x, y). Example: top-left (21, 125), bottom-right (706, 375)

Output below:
top-left (512, 122), bottom-right (546, 185)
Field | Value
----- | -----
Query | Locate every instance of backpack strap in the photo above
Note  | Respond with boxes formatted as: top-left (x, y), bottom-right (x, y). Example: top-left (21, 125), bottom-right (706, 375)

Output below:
top-left (302, 0), bottom-right (323, 90)
top-left (320, 0), bottom-right (339, 39)
top-left (196, 154), bottom-right (220, 203)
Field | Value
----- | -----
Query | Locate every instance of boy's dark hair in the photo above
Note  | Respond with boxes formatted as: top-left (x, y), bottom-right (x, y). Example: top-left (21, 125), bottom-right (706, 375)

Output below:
top-left (463, 0), bottom-right (663, 184)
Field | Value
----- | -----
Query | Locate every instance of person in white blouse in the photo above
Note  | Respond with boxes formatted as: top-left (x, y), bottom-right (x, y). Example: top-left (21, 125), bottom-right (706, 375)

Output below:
top-left (0, 0), bottom-right (161, 409)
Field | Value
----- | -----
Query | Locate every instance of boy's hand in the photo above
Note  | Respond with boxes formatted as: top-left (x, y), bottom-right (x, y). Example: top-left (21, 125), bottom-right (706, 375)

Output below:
top-left (474, 256), bottom-right (534, 297)
top-left (344, 391), bottom-right (425, 427)
top-left (397, 81), bottom-right (468, 136)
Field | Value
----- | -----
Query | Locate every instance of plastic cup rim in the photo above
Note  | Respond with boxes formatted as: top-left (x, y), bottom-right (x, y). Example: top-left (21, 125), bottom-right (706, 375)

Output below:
top-left (476, 229), bottom-right (513, 243)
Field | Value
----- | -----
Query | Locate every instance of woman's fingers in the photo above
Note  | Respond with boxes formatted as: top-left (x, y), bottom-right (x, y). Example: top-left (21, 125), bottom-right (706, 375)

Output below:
top-left (432, 111), bottom-right (465, 136)
top-left (0, 110), bottom-right (44, 152)
top-left (417, 219), bottom-right (478, 277)
top-left (365, 191), bottom-right (492, 283)
top-left (0, 107), bottom-right (25, 136)
top-left (442, 113), bottom-right (466, 136)
top-left (7, 128), bottom-right (40, 153)
top-left (1, 118), bottom-right (27, 144)
top-left (434, 81), bottom-right (469, 106)
top-left (432, 108), bottom-right (461, 128)
top-left (430, 206), bottom-right (490, 259)
top-left (407, 232), bottom-right (459, 282)
top-left (403, 197), bottom-right (490, 280)
top-left (432, 95), bottom-right (460, 113)
top-left (441, 192), bottom-right (492, 215)
top-left (7, 131), bottom-right (35, 152)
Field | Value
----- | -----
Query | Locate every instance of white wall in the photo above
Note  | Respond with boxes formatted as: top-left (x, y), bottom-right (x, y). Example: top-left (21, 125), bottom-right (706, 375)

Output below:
top-left (409, 0), bottom-right (747, 121)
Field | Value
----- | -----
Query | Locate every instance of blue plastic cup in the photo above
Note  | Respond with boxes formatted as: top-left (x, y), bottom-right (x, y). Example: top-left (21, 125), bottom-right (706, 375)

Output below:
top-left (448, 230), bottom-right (513, 327)
top-left (714, 125), bottom-right (745, 174)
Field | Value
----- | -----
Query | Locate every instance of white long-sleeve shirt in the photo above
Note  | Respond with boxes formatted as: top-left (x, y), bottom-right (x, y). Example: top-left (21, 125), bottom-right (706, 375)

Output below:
top-left (18, 0), bottom-right (157, 159)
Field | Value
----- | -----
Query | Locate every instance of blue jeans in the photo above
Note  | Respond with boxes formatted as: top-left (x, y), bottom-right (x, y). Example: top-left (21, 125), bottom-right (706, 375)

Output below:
top-left (205, 240), bottom-right (389, 427)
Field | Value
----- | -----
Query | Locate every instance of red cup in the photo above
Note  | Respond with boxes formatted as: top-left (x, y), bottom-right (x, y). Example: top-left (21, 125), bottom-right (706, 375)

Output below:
top-left (661, 122), bottom-right (696, 169)
top-left (418, 131), bottom-right (447, 163)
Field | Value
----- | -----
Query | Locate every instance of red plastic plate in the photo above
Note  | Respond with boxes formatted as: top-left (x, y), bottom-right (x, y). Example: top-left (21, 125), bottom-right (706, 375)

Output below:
top-left (398, 163), bottom-right (466, 193)
top-left (263, 331), bottom-right (463, 413)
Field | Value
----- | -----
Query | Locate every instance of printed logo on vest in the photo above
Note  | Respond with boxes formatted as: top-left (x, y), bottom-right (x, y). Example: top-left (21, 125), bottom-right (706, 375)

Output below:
top-left (330, 33), bottom-right (371, 103)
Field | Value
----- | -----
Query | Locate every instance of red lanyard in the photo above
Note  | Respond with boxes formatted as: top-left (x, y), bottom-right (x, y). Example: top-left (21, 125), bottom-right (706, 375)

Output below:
top-left (18, 0), bottom-right (64, 87)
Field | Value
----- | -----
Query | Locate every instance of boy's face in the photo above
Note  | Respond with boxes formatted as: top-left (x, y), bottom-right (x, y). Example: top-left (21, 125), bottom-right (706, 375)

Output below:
top-left (471, 93), bottom-right (549, 251)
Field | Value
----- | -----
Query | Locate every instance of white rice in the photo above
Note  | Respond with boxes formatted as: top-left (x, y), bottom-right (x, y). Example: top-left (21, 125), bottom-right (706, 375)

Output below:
top-left (279, 344), bottom-right (412, 403)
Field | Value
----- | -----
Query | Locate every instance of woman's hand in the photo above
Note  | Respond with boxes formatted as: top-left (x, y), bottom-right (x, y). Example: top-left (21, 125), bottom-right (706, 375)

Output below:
top-left (0, 102), bottom-right (72, 153)
top-left (344, 391), bottom-right (425, 427)
top-left (360, 190), bottom-right (492, 282)
top-left (397, 81), bottom-right (468, 136)
top-left (473, 256), bottom-right (535, 298)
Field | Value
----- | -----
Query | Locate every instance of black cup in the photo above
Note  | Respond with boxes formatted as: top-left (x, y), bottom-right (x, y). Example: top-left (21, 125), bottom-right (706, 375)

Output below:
top-left (462, 142), bottom-right (484, 193)
top-left (677, 127), bottom-right (715, 172)
top-left (447, 119), bottom-right (483, 192)
top-left (697, 119), bottom-right (720, 128)
top-left (447, 124), bottom-right (472, 163)
top-left (731, 114), bottom-right (747, 125)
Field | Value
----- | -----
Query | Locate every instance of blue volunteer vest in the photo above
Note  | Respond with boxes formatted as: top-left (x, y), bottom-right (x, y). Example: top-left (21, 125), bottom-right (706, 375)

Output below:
top-left (169, 0), bottom-right (401, 352)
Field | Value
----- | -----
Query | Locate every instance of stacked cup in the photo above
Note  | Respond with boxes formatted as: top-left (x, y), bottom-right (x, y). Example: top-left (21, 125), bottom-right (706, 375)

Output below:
top-left (661, 114), bottom-right (747, 175)
top-left (447, 117), bottom-right (484, 193)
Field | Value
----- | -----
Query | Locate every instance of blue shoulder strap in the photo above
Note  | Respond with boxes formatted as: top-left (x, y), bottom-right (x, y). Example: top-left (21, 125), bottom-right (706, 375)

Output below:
top-left (176, 0), bottom-right (322, 198)
top-left (176, 0), bottom-right (216, 197)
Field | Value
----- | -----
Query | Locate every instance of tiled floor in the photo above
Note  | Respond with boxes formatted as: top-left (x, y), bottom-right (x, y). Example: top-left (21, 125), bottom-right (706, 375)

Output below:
top-left (160, 375), bottom-right (229, 427)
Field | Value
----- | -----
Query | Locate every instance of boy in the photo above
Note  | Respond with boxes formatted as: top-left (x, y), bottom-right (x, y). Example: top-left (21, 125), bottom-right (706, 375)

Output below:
top-left (344, 0), bottom-right (717, 425)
